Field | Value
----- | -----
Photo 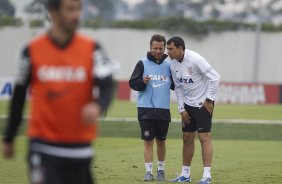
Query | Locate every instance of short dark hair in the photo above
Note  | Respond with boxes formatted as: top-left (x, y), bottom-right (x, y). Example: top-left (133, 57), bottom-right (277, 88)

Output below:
top-left (150, 34), bottom-right (166, 47)
top-left (167, 36), bottom-right (185, 50)
top-left (46, 0), bottom-right (62, 11)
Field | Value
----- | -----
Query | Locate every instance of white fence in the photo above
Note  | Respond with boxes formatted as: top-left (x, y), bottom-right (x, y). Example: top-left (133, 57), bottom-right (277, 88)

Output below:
top-left (1, 27), bottom-right (282, 83)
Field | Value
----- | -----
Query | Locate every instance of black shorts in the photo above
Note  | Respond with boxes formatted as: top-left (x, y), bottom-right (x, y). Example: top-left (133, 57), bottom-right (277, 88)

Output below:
top-left (139, 119), bottom-right (169, 141)
top-left (182, 104), bottom-right (213, 133)
top-left (27, 150), bottom-right (94, 184)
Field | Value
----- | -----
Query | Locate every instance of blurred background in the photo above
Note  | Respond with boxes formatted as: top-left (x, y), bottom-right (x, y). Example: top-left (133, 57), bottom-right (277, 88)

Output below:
top-left (1, 2), bottom-right (282, 184)
top-left (1, 0), bottom-right (282, 104)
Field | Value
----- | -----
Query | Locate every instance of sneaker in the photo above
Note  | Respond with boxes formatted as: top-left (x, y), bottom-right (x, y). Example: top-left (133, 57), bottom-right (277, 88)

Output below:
top-left (169, 175), bottom-right (191, 182)
top-left (156, 170), bottom-right (165, 181)
top-left (144, 171), bottom-right (154, 181)
top-left (198, 177), bottom-right (211, 184)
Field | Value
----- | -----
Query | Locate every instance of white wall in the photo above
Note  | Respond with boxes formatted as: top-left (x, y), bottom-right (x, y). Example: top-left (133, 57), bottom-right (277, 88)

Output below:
top-left (0, 27), bottom-right (282, 83)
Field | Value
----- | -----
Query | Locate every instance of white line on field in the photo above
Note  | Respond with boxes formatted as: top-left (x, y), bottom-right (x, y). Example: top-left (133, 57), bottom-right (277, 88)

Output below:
top-left (1, 115), bottom-right (282, 125)
top-left (101, 117), bottom-right (282, 125)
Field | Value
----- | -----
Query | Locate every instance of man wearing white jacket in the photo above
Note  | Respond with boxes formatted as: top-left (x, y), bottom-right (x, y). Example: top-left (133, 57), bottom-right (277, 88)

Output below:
top-left (167, 36), bottom-right (220, 184)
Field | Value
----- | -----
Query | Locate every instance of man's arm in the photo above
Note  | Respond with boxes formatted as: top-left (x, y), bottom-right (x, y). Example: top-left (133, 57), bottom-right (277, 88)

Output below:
top-left (205, 68), bottom-right (220, 101)
top-left (93, 43), bottom-right (115, 114)
top-left (195, 57), bottom-right (220, 115)
top-left (171, 66), bottom-right (190, 123)
top-left (196, 57), bottom-right (220, 101)
top-left (170, 65), bottom-right (185, 113)
top-left (2, 46), bottom-right (31, 158)
top-left (129, 60), bottom-right (147, 91)
top-left (170, 75), bottom-right (175, 90)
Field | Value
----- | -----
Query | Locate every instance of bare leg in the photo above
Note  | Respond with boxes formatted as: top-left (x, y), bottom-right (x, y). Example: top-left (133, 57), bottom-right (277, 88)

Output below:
top-left (198, 132), bottom-right (213, 167)
top-left (156, 139), bottom-right (166, 162)
top-left (183, 132), bottom-right (196, 166)
top-left (144, 140), bottom-right (154, 163)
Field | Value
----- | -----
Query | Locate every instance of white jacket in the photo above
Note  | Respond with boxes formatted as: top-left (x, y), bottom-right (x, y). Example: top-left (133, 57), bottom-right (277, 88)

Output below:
top-left (170, 49), bottom-right (220, 113)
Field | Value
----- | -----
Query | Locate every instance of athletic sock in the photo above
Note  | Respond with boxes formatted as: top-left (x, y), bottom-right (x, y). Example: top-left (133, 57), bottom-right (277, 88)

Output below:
top-left (157, 161), bottom-right (165, 171)
top-left (145, 163), bottom-right (153, 174)
top-left (181, 166), bottom-right (190, 177)
top-left (203, 167), bottom-right (211, 179)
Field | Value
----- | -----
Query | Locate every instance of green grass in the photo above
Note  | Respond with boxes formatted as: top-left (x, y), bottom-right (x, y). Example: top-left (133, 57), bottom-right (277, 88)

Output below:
top-left (1, 120), bottom-right (282, 141)
top-left (1, 99), bottom-right (282, 183)
top-left (1, 99), bottom-right (282, 120)
top-left (107, 100), bottom-right (282, 120)
top-left (1, 137), bottom-right (282, 184)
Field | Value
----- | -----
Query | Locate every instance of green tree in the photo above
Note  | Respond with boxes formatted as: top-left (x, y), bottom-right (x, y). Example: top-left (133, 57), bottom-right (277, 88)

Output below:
top-left (134, 0), bottom-right (163, 19)
top-left (83, 0), bottom-right (116, 20)
top-left (24, 0), bottom-right (46, 15)
top-left (0, 0), bottom-right (15, 16)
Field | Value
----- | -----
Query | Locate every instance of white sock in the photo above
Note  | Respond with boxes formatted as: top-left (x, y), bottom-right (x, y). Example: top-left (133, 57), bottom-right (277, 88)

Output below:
top-left (181, 166), bottom-right (190, 177)
top-left (203, 167), bottom-right (211, 178)
top-left (157, 161), bottom-right (165, 171)
top-left (145, 163), bottom-right (153, 173)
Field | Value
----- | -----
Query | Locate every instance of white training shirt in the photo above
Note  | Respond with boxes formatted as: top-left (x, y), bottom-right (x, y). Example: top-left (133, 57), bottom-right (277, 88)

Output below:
top-left (170, 49), bottom-right (220, 113)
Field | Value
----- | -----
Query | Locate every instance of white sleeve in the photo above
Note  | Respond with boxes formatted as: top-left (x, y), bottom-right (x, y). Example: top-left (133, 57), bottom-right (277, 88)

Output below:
top-left (196, 58), bottom-right (220, 101)
top-left (171, 64), bottom-right (185, 113)
top-left (93, 43), bottom-right (120, 79)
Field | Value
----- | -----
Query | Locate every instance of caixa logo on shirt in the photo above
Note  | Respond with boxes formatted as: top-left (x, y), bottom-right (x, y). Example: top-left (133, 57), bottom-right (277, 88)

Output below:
top-left (180, 78), bottom-right (194, 84)
top-left (37, 66), bottom-right (87, 82)
top-left (147, 74), bottom-right (169, 82)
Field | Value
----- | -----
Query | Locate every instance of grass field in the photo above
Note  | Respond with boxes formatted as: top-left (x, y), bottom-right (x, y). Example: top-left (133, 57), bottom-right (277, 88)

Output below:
top-left (1, 99), bottom-right (282, 184)
top-left (1, 137), bottom-right (282, 184)
top-left (1, 99), bottom-right (282, 120)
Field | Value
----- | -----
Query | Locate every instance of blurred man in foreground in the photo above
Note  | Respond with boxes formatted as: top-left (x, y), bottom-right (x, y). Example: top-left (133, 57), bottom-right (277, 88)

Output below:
top-left (2, 0), bottom-right (114, 183)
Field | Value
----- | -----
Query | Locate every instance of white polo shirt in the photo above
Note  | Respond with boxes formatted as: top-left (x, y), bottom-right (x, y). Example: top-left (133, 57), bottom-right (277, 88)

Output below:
top-left (170, 49), bottom-right (220, 113)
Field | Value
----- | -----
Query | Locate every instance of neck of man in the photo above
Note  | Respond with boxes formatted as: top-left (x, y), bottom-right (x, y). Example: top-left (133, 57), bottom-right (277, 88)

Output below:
top-left (177, 52), bottom-right (185, 62)
top-left (50, 24), bottom-right (74, 45)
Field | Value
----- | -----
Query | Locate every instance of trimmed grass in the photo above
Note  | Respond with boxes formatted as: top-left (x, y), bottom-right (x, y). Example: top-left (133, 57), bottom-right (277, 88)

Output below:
top-left (1, 99), bottom-right (282, 183)
top-left (99, 121), bottom-right (282, 141)
top-left (1, 99), bottom-right (282, 120)
top-left (1, 120), bottom-right (282, 141)
top-left (107, 100), bottom-right (282, 120)
top-left (0, 137), bottom-right (282, 184)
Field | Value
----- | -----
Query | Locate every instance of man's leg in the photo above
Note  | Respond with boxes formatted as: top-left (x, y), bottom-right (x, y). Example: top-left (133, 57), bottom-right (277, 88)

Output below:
top-left (183, 132), bottom-right (195, 166)
top-left (144, 140), bottom-right (154, 164)
top-left (198, 132), bottom-right (213, 178)
top-left (155, 120), bottom-right (169, 181)
top-left (139, 120), bottom-right (155, 180)
top-left (155, 120), bottom-right (169, 170)
top-left (144, 140), bottom-right (154, 181)
top-left (28, 151), bottom-right (64, 184)
top-left (198, 132), bottom-right (213, 167)
top-left (156, 139), bottom-right (165, 163)
top-left (64, 157), bottom-right (93, 184)
top-left (155, 139), bottom-right (166, 180)
top-left (182, 132), bottom-right (195, 177)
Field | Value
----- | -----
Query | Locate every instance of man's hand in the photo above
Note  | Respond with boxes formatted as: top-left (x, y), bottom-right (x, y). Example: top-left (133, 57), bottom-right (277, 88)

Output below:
top-left (180, 110), bottom-right (191, 124)
top-left (143, 76), bottom-right (151, 84)
top-left (201, 99), bottom-right (214, 116)
top-left (81, 102), bottom-right (101, 124)
top-left (2, 142), bottom-right (14, 159)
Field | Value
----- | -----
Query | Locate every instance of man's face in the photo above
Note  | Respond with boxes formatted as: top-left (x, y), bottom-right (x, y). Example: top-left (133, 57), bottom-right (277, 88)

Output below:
top-left (51, 0), bottom-right (81, 33)
top-left (150, 41), bottom-right (165, 61)
top-left (167, 42), bottom-right (182, 60)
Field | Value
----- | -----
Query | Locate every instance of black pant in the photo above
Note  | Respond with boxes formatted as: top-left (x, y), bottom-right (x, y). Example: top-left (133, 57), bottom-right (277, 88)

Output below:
top-left (182, 104), bottom-right (212, 133)
top-left (28, 150), bottom-right (94, 184)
